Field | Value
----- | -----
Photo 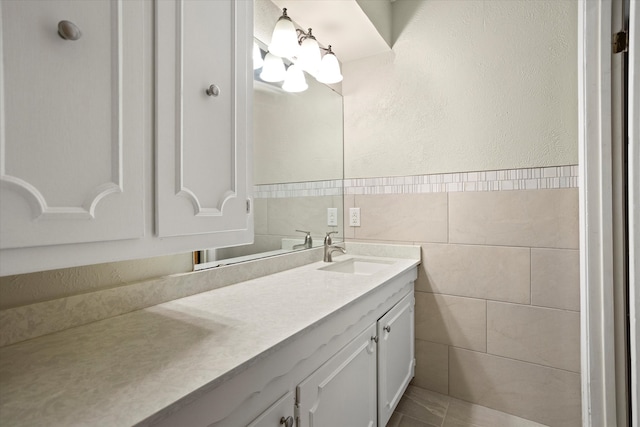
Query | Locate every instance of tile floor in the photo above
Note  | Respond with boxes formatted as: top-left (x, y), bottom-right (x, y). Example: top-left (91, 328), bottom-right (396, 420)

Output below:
top-left (388, 385), bottom-right (548, 427)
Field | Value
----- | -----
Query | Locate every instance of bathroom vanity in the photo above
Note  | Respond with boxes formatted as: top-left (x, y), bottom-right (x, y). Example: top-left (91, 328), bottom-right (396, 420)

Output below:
top-left (0, 246), bottom-right (419, 427)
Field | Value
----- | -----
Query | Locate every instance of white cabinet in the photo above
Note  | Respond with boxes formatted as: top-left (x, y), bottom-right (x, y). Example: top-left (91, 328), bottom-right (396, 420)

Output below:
top-left (248, 391), bottom-right (295, 427)
top-left (155, 0), bottom-right (253, 239)
top-left (377, 292), bottom-right (416, 426)
top-left (297, 324), bottom-right (378, 427)
top-left (0, 0), bottom-right (145, 249)
top-left (0, 0), bottom-right (253, 276)
top-left (296, 293), bottom-right (415, 427)
top-left (149, 268), bottom-right (417, 427)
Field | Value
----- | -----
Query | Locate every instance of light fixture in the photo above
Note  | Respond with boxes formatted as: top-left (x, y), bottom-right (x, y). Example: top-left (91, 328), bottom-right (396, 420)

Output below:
top-left (296, 28), bottom-right (321, 74)
top-left (268, 8), bottom-right (299, 58)
top-left (282, 64), bottom-right (308, 93)
top-left (266, 8), bottom-right (343, 90)
top-left (253, 42), bottom-right (264, 70)
top-left (316, 45), bottom-right (343, 84)
top-left (259, 52), bottom-right (286, 82)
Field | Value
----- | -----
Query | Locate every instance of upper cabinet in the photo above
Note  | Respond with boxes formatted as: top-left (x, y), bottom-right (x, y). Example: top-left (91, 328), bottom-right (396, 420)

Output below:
top-left (0, 0), bottom-right (145, 249)
top-left (0, 0), bottom-right (253, 276)
top-left (155, 0), bottom-right (252, 238)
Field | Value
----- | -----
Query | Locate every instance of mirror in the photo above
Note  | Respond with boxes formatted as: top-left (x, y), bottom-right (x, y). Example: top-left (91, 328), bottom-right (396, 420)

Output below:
top-left (194, 40), bottom-right (344, 269)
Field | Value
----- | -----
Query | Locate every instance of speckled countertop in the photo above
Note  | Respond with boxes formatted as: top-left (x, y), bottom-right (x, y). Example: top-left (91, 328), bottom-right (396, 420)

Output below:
top-left (0, 250), bottom-right (419, 426)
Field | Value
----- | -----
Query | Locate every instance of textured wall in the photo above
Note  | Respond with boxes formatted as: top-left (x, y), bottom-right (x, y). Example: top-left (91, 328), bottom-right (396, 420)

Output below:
top-left (343, 0), bottom-right (578, 178)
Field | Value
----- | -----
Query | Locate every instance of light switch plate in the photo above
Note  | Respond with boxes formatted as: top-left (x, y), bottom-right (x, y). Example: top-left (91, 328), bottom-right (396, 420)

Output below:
top-left (327, 208), bottom-right (338, 226)
top-left (349, 207), bottom-right (361, 227)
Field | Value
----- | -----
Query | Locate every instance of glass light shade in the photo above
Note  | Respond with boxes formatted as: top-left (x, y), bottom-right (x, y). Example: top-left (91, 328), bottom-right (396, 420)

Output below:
top-left (297, 36), bottom-right (321, 74)
top-left (259, 53), bottom-right (286, 82)
top-left (282, 64), bottom-right (308, 93)
top-left (253, 42), bottom-right (264, 70)
top-left (317, 52), bottom-right (343, 84)
top-left (268, 16), bottom-right (299, 58)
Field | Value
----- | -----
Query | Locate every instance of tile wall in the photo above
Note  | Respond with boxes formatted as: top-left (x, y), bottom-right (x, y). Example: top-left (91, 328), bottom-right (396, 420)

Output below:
top-left (343, 165), bottom-right (581, 427)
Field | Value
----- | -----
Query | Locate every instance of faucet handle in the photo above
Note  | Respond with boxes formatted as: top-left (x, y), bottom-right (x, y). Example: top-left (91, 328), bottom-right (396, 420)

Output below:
top-left (295, 230), bottom-right (312, 247)
top-left (324, 231), bottom-right (339, 245)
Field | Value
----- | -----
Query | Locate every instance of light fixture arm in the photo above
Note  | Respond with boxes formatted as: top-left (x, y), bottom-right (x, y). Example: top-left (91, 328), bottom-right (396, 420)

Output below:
top-left (296, 28), bottom-right (317, 45)
top-left (320, 45), bottom-right (335, 54)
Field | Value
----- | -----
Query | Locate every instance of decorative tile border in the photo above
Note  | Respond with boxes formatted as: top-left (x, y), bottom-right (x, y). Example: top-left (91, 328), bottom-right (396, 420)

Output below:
top-left (344, 165), bottom-right (579, 195)
top-left (254, 179), bottom-right (343, 198)
top-left (255, 166), bottom-right (578, 198)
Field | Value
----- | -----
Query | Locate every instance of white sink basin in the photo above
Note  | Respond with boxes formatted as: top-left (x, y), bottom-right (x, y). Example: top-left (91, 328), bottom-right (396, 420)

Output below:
top-left (318, 258), bottom-right (395, 275)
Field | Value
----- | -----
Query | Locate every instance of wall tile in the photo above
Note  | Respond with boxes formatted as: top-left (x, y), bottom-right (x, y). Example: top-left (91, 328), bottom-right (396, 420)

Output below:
top-left (531, 248), bottom-right (580, 311)
top-left (449, 348), bottom-right (581, 427)
top-left (352, 193), bottom-right (448, 243)
top-left (267, 196), bottom-right (338, 237)
top-left (253, 198), bottom-right (268, 235)
top-left (415, 293), bottom-right (486, 352)
top-left (449, 188), bottom-right (579, 249)
top-left (416, 244), bottom-right (530, 304)
top-left (487, 302), bottom-right (580, 372)
top-left (413, 339), bottom-right (448, 394)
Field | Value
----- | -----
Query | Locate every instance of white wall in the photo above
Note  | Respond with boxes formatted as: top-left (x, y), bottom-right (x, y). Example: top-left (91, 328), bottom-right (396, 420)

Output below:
top-left (253, 82), bottom-right (343, 184)
top-left (343, 0), bottom-right (578, 178)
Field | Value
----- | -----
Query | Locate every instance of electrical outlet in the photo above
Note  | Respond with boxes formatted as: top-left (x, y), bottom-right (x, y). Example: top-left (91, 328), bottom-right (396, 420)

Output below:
top-left (327, 208), bottom-right (338, 226)
top-left (349, 207), bottom-right (361, 227)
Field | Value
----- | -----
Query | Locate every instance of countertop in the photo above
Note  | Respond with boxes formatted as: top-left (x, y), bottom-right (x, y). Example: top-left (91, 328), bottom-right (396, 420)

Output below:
top-left (0, 251), bottom-right (419, 426)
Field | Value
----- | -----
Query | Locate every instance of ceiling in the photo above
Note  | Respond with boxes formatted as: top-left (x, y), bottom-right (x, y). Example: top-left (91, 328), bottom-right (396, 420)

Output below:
top-left (270, 0), bottom-right (392, 63)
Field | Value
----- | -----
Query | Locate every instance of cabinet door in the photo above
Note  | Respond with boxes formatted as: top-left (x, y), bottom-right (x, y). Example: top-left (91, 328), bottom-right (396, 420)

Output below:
top-left (297, 324), bottom-right (377, 427)
top-left (377, 292), bottom-right (415, 427)
top-left (247, 391), bottom-right (295, 427)
top-left (155, 0), bottom-right (253, 243)
top-left (0, 0), bottom-right (144, 250)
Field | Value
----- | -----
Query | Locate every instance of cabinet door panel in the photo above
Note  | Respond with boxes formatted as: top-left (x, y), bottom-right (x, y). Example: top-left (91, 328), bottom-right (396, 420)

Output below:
top-left (297, 324), bottom-right (377, 427)
top-left (0, 0), bottom-right (144, 249)
top-left (377, 292), bottom-right (415, 427)
top-left (247, 391), bottom-right (295, 427)
top-left (156, 0), bottom-right (252, 240)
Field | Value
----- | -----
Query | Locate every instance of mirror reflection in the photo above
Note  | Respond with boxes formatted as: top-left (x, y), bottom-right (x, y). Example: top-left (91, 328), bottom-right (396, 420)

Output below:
top-left (195, 41), bottom-right (344, 269)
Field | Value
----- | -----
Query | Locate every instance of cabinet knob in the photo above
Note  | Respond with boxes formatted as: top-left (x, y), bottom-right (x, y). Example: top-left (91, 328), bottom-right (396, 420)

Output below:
top-left (206, 84), bottom-right (220, 97)
top-left (280, 416), bottom-right (294, 427)
top-left (371, 335), bottom-right (378, 343)
top-left (58, 20), bottom-right (82, 41)
top-left (384, 325), bottom-right (391, 333)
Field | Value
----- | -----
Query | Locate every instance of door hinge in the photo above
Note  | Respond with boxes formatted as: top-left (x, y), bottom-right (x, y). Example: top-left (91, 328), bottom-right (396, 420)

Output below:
top-left (246, 199), bottom-right (251, 214)
top-left (613, 30), bottom-right (628, 54)
top-left (294, 401), bottom-right (300, 427)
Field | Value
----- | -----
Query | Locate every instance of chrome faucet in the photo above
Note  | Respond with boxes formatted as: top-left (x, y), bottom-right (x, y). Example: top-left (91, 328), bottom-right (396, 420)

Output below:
top-left (323, 231), bottom-right (346, 262)
top-left (293, 230), bottom-right (312, 250)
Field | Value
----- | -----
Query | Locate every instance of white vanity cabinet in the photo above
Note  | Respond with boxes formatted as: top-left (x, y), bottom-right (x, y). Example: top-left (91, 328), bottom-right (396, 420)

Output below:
top-left (296, 324), bottom-right (378, 427)
top-left (0, 0), bottom-right (253, 276)
top-left (151, 266), bottom-right (417, 427)
top-left (247, 391), bottom-right (296, 427)
top-left (377, 292), bottom-right (416, 427)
